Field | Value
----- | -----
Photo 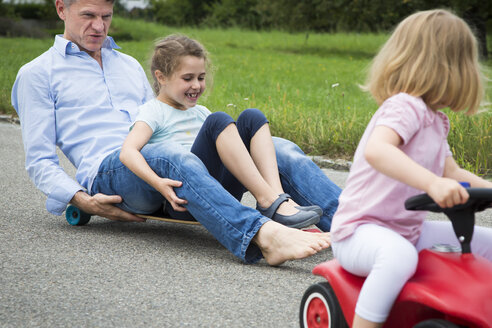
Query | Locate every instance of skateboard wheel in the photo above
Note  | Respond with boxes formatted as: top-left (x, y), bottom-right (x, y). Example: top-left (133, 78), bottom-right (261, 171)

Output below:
top-left (65, 205), bottom-right (91, 226)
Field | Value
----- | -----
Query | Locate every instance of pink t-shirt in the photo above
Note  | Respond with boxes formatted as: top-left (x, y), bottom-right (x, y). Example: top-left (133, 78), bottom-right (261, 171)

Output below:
top-left (331, 93), bottom-right (452, 244)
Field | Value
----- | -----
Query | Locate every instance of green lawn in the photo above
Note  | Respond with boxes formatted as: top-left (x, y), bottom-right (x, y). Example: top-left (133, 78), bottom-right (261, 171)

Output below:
top-left (1, 17), bottom-right (491, 175)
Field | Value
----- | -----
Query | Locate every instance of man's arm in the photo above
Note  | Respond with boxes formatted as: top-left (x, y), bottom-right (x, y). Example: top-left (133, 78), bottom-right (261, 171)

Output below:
top-left (12, 62), bottom-right (83, 215)
top-left (12, 59), bottom-right (143, 221)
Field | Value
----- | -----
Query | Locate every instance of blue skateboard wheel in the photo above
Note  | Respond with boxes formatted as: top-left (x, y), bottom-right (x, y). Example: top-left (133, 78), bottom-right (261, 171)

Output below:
top-left (65, 205), bottom-right (91, 226)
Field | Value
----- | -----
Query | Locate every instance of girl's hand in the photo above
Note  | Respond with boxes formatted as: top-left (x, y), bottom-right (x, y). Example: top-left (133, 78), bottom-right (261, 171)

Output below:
top-left (427, 177), bottom-right (469, 208)
top-left (155, 178), bottom-right (188, 212)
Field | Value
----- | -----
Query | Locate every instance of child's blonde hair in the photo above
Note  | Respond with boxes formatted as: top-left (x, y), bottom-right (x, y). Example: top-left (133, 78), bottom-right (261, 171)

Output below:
top-left (150, 34), bottom-right (210, 95)
top-left (363, 9), bottom-right (484, 114)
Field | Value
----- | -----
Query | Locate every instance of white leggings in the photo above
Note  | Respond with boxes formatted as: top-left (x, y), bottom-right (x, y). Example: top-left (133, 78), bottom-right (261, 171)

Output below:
top-left (332, 221), bottom-right (492, 323)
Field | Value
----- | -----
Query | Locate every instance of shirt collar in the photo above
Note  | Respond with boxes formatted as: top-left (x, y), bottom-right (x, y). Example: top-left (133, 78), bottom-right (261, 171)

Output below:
top-left (53, 34), bottom-right (121, 56)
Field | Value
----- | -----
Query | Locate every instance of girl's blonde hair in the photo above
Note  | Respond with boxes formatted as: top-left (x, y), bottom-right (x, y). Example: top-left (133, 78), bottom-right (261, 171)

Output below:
top-left (363, 9), bottom-right (484, 114)
top-left (150, 34), bottom-right (211, 95)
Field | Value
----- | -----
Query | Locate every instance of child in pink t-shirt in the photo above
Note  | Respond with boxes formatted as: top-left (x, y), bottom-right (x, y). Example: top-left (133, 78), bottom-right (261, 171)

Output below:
top-left (330, 9), bottom-right (492, 328)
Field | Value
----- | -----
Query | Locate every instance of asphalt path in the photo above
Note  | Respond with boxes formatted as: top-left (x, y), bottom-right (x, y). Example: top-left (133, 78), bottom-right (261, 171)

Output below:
top-left (1, 122), bottom-right (491, 327)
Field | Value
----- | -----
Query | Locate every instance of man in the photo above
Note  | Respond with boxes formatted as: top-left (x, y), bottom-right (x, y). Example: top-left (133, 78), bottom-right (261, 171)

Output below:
top-left (12, 0), bottom-right (340, 265)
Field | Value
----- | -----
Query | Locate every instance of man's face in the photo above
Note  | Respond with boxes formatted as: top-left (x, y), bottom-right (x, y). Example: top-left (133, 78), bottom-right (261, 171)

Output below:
top-left (56, 0), bottom-right (113, 56)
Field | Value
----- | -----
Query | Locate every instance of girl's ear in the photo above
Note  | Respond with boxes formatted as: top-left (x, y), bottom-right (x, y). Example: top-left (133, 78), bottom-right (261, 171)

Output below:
top-left (154, 70), bottom-right (167, 86)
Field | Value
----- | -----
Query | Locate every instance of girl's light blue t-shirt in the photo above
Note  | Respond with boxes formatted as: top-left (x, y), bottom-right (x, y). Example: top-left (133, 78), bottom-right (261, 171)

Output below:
top-left (134, 99), bottom-right (212, 151)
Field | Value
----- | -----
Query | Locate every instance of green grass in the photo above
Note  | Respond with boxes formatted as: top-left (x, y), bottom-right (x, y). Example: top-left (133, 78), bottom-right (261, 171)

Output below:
top-left (1, 17), bottom-right (491, 176)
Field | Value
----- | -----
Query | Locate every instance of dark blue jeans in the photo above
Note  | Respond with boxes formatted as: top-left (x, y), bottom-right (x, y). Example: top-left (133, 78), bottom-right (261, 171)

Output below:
top-left (91, 109), bottom-right (341, 263)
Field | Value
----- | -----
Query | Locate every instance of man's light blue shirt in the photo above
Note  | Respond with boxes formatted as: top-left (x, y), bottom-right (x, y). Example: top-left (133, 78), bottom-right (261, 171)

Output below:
top-left (11, 35), bottom-right (154, 215)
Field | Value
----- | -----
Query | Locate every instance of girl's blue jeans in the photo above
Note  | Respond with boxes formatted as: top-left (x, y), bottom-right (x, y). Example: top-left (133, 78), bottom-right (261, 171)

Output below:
top-left (91, 109), bottom-right (341, 263)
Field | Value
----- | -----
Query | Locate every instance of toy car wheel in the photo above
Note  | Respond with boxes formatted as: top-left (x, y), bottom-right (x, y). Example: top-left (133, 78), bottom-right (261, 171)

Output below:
top-left (65, 205), bottom-right (91, 226)
top-left (300, 282), bottom-right (348, 328)
top-left (413, 319), bottom-right (460, 328)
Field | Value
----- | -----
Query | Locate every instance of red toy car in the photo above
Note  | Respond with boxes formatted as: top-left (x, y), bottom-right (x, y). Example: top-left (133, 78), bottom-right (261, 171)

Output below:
top-left (300, 188), bottom-right (492, 328)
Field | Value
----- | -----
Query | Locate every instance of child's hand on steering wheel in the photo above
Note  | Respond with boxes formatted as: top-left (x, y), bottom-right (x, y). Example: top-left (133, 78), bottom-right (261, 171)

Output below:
top-left (427, 177), bottom-right (469, 209)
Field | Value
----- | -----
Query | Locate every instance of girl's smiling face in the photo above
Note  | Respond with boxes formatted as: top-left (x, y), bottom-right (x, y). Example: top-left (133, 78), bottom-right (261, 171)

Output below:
top-left (156, 55), bottom-right (206, 110)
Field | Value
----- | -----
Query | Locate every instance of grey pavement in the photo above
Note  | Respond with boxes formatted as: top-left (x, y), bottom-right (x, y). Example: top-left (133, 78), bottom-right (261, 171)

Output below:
top-left (1, 122), bottom-right (491, 328)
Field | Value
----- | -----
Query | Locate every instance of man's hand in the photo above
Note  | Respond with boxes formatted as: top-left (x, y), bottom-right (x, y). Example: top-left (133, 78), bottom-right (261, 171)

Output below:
top-left (70, 191), bottom-right (145, 222)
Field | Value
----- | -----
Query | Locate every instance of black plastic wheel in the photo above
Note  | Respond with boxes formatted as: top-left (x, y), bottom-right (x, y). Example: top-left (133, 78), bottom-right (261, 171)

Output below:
top-left (413, 319), bottom-right (461, 328)
top-left (65, 205), bottom-right (91, 226)
top-left (300, 282), bottom-right (348, 328)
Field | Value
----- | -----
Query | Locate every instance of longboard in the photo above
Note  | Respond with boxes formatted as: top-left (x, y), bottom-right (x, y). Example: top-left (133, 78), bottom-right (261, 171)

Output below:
top-left (65, 205), bottom-right (321, 231)
top-left (65, 205), bottom-right (200, 226)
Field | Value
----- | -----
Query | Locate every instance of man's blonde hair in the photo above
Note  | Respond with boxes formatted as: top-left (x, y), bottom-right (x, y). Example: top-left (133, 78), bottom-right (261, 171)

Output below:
top-left (363, 9), bottom-right (484, 114)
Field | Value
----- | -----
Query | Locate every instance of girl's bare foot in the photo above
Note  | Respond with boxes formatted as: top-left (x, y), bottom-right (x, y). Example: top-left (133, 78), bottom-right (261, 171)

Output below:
top-left (253, 220), bottom-right (331, 266)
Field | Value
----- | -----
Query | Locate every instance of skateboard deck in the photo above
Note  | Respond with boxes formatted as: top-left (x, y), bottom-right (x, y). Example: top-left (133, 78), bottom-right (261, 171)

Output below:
top-left (66, 205), bottom-right (320, 230)
top-left (65, 205), bottom-right (200, 226)
top-left (136, 207), bottom-right (200, 225)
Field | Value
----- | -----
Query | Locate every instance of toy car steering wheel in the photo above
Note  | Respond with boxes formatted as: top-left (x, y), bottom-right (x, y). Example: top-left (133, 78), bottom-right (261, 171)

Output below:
top-left (405, 188), bottom-right (492, 254)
